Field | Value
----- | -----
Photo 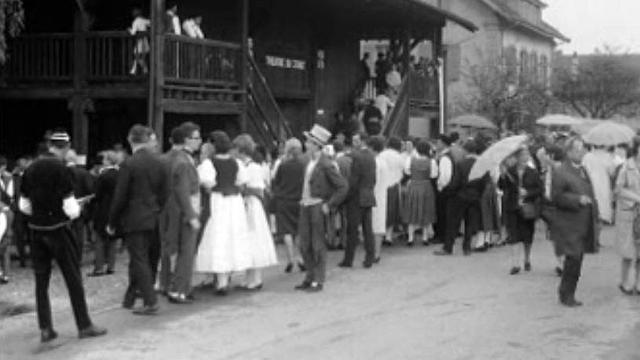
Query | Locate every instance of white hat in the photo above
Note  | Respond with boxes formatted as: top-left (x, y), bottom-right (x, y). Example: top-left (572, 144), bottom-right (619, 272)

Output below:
top-left (303, 124), bottom-right (332, 146)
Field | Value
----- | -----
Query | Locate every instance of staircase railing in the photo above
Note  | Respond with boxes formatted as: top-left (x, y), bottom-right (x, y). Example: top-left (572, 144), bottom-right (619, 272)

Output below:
top-left (382, 76), bottom-right (409, 137)
top-left (247, 55), bottom-right (292, 148)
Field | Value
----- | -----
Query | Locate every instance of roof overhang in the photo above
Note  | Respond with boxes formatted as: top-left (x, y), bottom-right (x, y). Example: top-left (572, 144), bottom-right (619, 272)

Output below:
top-left (402, 0), bottom-right (478, 32)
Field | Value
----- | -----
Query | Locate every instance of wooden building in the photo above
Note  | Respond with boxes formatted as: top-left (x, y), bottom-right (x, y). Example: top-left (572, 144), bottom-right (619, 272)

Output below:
top-left (0, 0), bottom-right (475, 159)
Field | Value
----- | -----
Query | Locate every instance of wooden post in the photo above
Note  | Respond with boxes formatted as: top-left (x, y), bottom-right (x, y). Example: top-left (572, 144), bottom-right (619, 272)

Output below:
top-left (69, 96), bottom-right (93, 155)
top-left (402, 27), bottom-right (411, 136)
top-left (72, 5), bottom-right (89, 154)
top-left (434, 27), bottom-right (445, 135)
top-left (239, 0), bottom-right (249, 132)
top-left (149, 0), bottom-right (166, 146)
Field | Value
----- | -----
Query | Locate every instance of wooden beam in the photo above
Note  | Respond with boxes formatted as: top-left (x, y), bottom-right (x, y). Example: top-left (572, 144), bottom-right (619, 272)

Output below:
top-left (240, 0), bottom-right (249, 133)
top-left (68, 96), bottom-right (93, 155)
top-left (150, 0), bottom-right (165, 146)
top-left (161, 99), bottom-right (243, 115)
top-left (0, 85), bottom-right (148, 99)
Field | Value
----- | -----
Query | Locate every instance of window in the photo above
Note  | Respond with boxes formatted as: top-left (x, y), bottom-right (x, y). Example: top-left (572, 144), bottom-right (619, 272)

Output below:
top-left (540, 55), bottom-right (549, 88)
top-left (519, 49), bottom-right (528, 84)
top-left (530, 52), bottom-right (538, 83)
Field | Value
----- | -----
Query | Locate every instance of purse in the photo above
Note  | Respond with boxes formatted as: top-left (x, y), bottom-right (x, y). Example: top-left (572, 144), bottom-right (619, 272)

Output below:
top-left (518, 171), bottom-right (539, 220)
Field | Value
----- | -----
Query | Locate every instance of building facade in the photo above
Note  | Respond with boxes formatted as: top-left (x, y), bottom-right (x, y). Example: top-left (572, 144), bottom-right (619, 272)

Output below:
top-left (440, 0), bottom-right (568, 119)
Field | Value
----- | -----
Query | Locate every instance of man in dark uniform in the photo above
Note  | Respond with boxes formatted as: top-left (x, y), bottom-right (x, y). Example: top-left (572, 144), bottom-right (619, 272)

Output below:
top-left (20, 130), bottom-right (107, 343)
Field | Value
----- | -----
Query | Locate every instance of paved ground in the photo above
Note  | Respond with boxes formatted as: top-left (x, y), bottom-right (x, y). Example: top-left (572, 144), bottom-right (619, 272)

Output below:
top-left (1, 225), bottom-right (639, 360)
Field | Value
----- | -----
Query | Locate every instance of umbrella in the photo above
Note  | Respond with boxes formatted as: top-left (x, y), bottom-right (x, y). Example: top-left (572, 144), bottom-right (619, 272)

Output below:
top-left (536, 114), bottom-right (583, 127)
top-left (468, 135), bottom-right (528, 181)
top-left (583, 121), bottom-right (635, 146)
top-left (449, 114), bottom-right (497, 130)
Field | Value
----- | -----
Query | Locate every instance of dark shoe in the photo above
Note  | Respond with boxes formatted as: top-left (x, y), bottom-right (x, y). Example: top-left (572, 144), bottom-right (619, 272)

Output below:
top-left (509, 266), bottom-right (521, 275)
top-left (298, 262), bottom-right (306, 272)
top-left (168, 292), bottom-right (193, 304)
top-left (132, 304), bottom-right (159, 315)
top-left (463, 249), bottom-right (471, 256)
top-left (285, 263), bottom-right (293, 273)
top-left (215, 288), bottom-right (229, 296)
top-left (619, 284), bottom-right (634, 296)
top-left (78, 325), bottom-right (107, 339)
top-left (336, 244), bottom-right (345, 250)
top-left (40, 328), bottom-right (58, 343)
top-left (105, 269), bottom-right (115, 275)
top-left (422, 240), bottom-right (430, 247)
top-left (294, 281), bottom-right (311, 290)
top-left (433, 250), bottom-right (452, 256)
top-left (338, 261), bottom-right (352, 268)
top-left (524, 262), bottom-right (532, 272)
top-left (373, 257), bottom-right (381, 264)
top-left (555, 267), bottom-right (563, 277)
top-left (382, 240), bottom-right (393, 247)
top-left (406, 241), bottom-right (415, 247)
top-left (0, 275), bottom-right (9, 284)
top-left (362, 261), bottom-right (373, 269)
top-left (560, 299), bottom-right (583, 307)
top-left (305, 282), bottom-right (323, 293)
top-left (186, 293), bottom-right (196, 301)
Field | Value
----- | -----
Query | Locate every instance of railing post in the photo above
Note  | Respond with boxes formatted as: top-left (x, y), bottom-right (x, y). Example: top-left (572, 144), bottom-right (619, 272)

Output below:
top-left (149, 0), bottom-right (165, 147)
top-left (239, 0), bottom-right (249, 132)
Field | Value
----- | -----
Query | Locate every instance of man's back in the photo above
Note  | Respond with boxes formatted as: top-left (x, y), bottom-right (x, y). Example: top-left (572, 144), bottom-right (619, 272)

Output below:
top-left (349, 148), bottom-right (376, 207)
top-left (109, 148), bottom-right (167, 233)
top-left (22, 156), bottom-right (74, 228)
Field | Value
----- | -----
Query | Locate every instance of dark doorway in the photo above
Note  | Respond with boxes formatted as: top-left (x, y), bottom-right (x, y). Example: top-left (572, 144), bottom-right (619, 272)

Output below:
top-left (88, 99), bottom-right (147, 157)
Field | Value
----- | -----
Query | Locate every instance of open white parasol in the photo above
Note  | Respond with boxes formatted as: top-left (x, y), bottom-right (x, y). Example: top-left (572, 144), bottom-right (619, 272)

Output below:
top-left (583, 121), bottom-right (635, 146)
top-left (468, 135), bottom-right (528, 181)
top-left (536, 114), bottom-right (583, 127)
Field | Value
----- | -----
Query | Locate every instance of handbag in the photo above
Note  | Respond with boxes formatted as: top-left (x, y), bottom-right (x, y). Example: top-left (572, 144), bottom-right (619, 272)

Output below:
top-left (518, 171), bottom-right (539, 220)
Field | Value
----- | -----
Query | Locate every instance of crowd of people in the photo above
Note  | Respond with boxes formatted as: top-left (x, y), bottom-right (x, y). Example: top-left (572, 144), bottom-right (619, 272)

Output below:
top-left (1, 117), bottom-right (639, 342)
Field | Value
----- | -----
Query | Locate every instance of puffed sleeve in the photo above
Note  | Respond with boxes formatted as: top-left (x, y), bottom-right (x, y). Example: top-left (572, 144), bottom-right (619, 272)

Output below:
top-left (198, 159), bottom-right (216, 189)
top-left (245, 163), bottom-right (266, 190)
top-left (235, 159), bottom-right (249, 186)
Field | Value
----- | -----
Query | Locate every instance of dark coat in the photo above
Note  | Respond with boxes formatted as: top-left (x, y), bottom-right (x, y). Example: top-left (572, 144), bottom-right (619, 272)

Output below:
top-left (308, 154), bottom-right (348, 209)
top-left (549, 160), bottom-right (599, 256)
top-left (108, 148), bottom-right (168, 234)
top-left (348, 147), bottom-right (376, 207)
top-left (498, 166), bottom-right (543, 212)
top-left (92, 167), bottom-right (118, 235)
top-left (160, 150), bottom-right (200, 255)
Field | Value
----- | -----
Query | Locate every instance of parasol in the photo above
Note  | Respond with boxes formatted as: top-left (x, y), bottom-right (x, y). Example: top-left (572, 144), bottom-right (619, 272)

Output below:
top-left (536, 114), bottom-right (583, 127)
top-left (449, 114), bottom-right (497, 130)
top-left (468, 135), bottom-right (528, 181)
top-left (583, 121), bottom-right (635, 146)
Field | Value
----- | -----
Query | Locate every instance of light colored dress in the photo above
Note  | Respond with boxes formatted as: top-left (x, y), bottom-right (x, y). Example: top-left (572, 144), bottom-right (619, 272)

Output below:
top-left (244, 161), bottom-right (278, 268)
top-left (195, 156), bottom-right (252, 273)
top-left (583, 149), bottom-right (615, 223)
top-left (372, 155), bottom-right (391, 235)
top-left (614, 159), bottom-right (640, 260)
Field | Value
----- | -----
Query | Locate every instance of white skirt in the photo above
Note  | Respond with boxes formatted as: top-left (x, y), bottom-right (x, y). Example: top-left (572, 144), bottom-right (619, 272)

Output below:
top-left (195, 193), bottom-right (252, 274)
top-left (245, 196), bottom-right (279, 268)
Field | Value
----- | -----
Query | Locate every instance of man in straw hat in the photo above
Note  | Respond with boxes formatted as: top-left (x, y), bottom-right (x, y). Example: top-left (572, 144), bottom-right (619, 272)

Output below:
top-left (294, 124), bottom-right (348, 292)
top-left (19, 128), bottom-right (107, 342)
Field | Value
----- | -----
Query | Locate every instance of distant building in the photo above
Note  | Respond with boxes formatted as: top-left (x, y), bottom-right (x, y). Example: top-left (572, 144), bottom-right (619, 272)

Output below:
top-left (441, 0), bottom-right (569, 117)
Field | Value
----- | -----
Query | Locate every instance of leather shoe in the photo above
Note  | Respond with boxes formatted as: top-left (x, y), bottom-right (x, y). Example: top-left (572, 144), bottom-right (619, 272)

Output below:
top-left (284, 263), bottom-right (293, 273)
top-left (560, 299), bottom-right (583, 307)
top-left (78, 325), bottom-right (107, 339)
top-left (305, 282), bottom-right (323, 292)
top-left (373, 257), bottom-right (381, 264)
top-left (362, 261), bottom-right (373, 269)
top-left (524, 262), bottom-right (532, 272)
top-left (338, 261), bottom-right (352, 268)
top-left (555, 266), bottom-right (563, 277)
top-left (297, 262), bottom-right (307, 272)
top-left (294, 282), bottom-right (311, 290)
top-left (132, 304), bottom-right (159, 315)
top-left (509, 266), bottom-right (521, 275)
top-left (40, 328), bottom-right (58, 343)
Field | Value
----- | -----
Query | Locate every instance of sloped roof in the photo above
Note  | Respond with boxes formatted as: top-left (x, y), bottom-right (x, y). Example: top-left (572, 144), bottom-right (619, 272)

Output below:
top-left (405, 0), bottom-right (478, 32)
top-left (481, 0), bottom-right (570, 42)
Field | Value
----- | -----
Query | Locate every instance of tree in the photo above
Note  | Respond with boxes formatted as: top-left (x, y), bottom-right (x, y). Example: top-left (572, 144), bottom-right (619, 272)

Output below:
top-left (0, 0), bottom-right (24, 64)
top-left (454, 53), bottom-right (552, 132)
top-left (553, 48), bottom-right (640, 119)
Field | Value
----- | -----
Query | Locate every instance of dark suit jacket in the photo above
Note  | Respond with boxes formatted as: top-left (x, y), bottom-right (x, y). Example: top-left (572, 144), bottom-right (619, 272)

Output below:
top-left (498, 166), bottom-right (542, 212)
top-left (549, 160), bottom-right (599, 256)
top-left (92, 167), bottom-right (118, 235)
top-left (348, 147), bottom-right (376, 207)
top-left (308, 154), bottom-right (348, 209)
top-left (108, 148), bottom-right (168, 234)
top-left (161, 150), bottom-right (200, 255)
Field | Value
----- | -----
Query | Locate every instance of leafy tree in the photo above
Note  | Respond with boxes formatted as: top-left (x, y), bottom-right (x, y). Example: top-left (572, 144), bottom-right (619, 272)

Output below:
top-left (454, 54), bottom-right (552, 132)
top-left (0, 0), bottom-right (24, 64)
top-left (553, 48), bottom-right (640, 119)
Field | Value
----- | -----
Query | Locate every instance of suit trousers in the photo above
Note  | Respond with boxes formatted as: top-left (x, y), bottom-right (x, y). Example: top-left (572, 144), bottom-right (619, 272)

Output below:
top-left (433, 190), bottom-right (447, 242)
top-left (445, 197), bottom-right (480, 253)
top-left (345, 200), bottom-right (375, 265)
top-left (31, 226), bottom-right (92, 331)
top-left (71, 219), bottom-right (87, 263)
top-left (442, 195), bottom-right (465, 254)
top-left (124, 230), bottom-right (160, 307)
top-left (171, 223), bottom-right (197, 294)
top-left (559, 254), bottom-right (583, 302)
top-left (93, 233), bottom-right (117, 272)
top-left (298, 204), bottom-right (327, 284)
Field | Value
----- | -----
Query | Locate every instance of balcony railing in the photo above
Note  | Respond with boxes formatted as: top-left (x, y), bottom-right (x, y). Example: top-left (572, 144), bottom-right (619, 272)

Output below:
top-left (163, 35), bottom-right (241, 88)
top-left (1, 32), bottom-right (243, 90)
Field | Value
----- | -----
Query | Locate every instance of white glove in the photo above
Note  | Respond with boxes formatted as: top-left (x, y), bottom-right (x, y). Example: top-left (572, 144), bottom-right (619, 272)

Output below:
top-left (63, 196), bottom-right (81, 220)
top-left (18, 196), bottom-right (33, 216)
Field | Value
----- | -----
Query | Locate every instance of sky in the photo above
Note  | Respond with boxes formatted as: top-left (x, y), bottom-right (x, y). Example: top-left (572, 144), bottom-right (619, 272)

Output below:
top-left (543, 0), bottom-right (640, 54)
